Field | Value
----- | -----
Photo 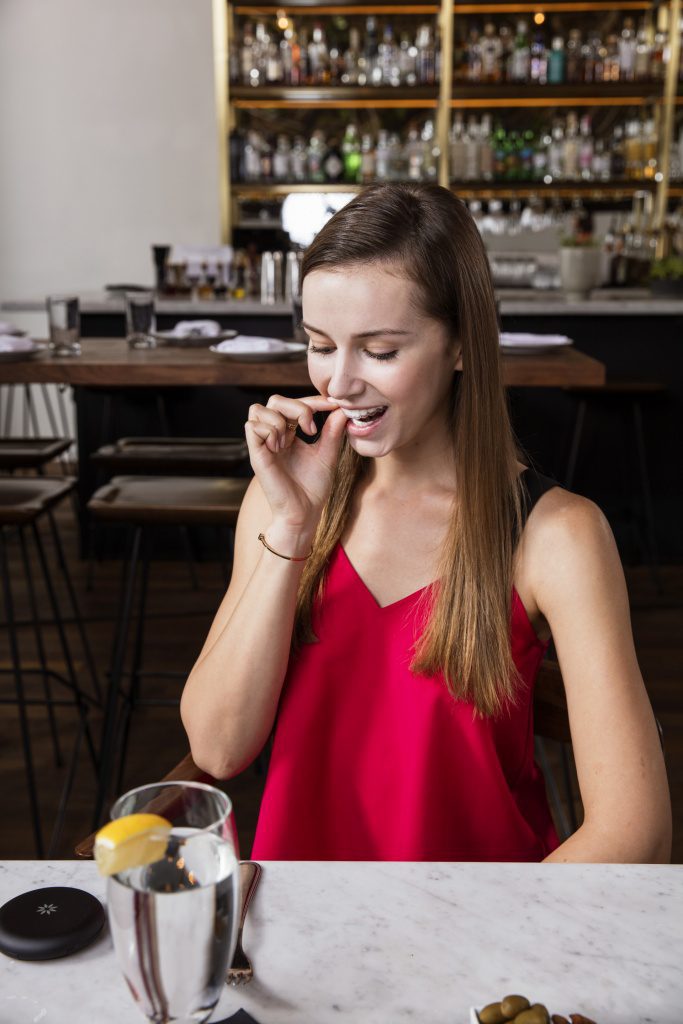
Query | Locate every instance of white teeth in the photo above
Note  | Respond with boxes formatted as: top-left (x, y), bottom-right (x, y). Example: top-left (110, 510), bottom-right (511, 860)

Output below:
top-left (340, 406), bottom-right (385, 420)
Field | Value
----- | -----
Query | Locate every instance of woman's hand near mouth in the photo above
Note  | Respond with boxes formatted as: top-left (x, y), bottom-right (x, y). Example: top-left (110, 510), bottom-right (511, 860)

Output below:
top-left (246, 394), bottom-right (347, 542)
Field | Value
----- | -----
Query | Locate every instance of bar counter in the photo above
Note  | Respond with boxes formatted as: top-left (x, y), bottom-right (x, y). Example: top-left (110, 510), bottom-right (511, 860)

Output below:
top-left (1, 860), bottom-right (681, 1024)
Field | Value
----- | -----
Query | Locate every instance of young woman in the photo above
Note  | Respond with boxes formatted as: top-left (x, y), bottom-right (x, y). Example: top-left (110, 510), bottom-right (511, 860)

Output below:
top-left (180, 184), bottom-right (671, 863)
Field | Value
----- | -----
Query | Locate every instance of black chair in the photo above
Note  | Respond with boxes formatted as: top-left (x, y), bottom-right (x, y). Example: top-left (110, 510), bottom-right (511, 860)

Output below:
top-left (0, 476), bottom-right (100, 856)
top-left (563, 380), bottom-right (666, 584)
top-left (87, 474), bottom-right (250, 827)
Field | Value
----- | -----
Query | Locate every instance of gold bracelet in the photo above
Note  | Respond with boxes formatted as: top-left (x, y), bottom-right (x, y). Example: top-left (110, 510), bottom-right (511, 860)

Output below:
top-left (258, 532), bottom-right (313, 562)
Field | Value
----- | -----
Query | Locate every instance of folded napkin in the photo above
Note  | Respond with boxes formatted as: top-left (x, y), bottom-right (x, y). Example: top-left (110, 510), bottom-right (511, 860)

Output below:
top-left (0, 335), bottom-right (37, 353)
top-left (0, 321), bottom-right (21, 335)
top-left (499, 332), bottom-right (572, 348)
top-left (214, 336), bottom-right (292, 354)
top-left (170, 320), bottom-right (222, 338)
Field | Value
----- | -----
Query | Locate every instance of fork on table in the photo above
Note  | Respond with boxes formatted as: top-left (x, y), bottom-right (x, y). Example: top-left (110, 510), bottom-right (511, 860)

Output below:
top-left (227, 861), bottom-right (262, 986)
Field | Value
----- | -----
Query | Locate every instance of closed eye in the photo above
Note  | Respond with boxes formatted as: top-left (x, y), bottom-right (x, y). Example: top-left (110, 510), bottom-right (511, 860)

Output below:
top-left (308, 344), bottom-right (398, 362)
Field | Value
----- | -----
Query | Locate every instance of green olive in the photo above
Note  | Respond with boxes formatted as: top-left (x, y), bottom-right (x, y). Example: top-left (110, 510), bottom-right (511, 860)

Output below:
top-left (551, 1016), bottom-right (570, 1024)
top-left (479, 1004), bottom-right (507, 1024)
top-left (513, 1006), bottom-right (550, 1024)
top-left (502, 996), bottom-right (531, 1018)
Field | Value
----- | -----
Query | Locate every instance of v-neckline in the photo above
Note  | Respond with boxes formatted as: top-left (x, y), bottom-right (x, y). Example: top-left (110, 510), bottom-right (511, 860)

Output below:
top-left (338, 545), bottom-right (431, 611)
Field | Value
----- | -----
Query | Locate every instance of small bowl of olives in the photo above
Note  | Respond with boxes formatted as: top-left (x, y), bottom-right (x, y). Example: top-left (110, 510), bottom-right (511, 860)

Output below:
top-left (470, 994), bottom-right (598, 1024)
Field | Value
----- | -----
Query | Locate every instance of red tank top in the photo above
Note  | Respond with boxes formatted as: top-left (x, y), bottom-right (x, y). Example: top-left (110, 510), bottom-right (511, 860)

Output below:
top-left (252, 544), bottom-right (560, 862)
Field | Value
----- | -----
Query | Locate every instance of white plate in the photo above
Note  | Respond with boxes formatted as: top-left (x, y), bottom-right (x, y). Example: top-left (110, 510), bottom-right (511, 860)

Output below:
top-left (500, 332), bottom-right (573, 356)
top-left (0, 343), bottom-right (47, 363)
top-left (152, 329), bottom-right (237, 347)
top-left (209, 340), bottom-right (307, 363)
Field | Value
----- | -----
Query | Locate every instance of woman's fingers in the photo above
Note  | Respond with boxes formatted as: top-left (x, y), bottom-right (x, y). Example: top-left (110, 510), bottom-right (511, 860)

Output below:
top-left (317, 408), bottom-right (348, 464)
top-left (265, 394), bottom-right (340, 436)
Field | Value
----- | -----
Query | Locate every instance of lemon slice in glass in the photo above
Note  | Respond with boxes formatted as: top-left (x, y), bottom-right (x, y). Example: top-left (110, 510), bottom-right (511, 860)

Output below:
top-left (94, 813), bottom-right (172, 877)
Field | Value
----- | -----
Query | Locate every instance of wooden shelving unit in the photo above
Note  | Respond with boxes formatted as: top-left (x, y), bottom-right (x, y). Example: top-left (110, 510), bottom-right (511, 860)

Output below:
top-left (220, 0), bottom-right (683, 240)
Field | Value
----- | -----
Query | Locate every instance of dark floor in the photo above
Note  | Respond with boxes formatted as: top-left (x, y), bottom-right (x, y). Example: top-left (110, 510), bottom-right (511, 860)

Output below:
top-left (1, 495), bottom-right (682, 862)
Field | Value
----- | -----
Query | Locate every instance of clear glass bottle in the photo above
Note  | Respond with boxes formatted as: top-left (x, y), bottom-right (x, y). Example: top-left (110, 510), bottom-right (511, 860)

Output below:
top-left (399, 32), bottom-right (418, 86)
top-left (467, 27), bottom-right (483, 82)
top-left (416, 24), bottom-right (435, 85)
top-left (480, 22), bottom-right (502, 83)
top-left (634, 17), bottom-right (652, 81)
top-left (290, 137), bottom-right (308, 182)
top-left (511, 21), bottom-right (531, 83)
top-left (619, 16), bottom-right (637, 81)
top-left (479, 114), bottom-right (494, 181)
top-left (449, 113), bottom-right (467, 180)
top-left (273, 135), bottom-right (291, 181)
top-left (564, 111), bottom-right (580, 181)
top-left (307, 130), bottom-right (326, 183)
top-left (464, 117), bottom-right (480, 181)
top-left (579, 114), bottom-right (594, 181)
top-left (604, 34), bottom-right (621, 81)
top-left (360, 133), bottom-right (376, 183)
top-left (548, 119), bottom-right (565, 180)
top-left (342, 27), bottom-right (361, 85)
top-left (375, 129), bottom-right (390, 180)
top-left (530, 29), bottom-right (547, 84)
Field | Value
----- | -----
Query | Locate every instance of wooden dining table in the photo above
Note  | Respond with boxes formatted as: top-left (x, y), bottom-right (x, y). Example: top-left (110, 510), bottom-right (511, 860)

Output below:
top-left (0, 337), bottom-right (606, 388)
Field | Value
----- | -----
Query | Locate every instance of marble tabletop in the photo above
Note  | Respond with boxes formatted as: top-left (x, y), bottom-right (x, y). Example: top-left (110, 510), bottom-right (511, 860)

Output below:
top-left (0, 860), bottom-right (681, 1024)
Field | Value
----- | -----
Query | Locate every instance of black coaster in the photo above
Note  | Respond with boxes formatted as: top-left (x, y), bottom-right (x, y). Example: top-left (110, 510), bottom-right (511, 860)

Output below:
top-left (0, 886), bottom-right (105, 961)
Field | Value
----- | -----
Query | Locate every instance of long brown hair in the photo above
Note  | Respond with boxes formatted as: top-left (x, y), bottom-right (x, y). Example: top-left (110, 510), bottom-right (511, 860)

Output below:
top-left (294, 183), bottom-right (524, 716)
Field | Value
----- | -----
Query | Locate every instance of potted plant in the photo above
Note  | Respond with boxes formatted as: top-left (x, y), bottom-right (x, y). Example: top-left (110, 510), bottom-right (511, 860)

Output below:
top-left (559, 237), bottom-right (602, 301)
top-left (649, 255), bottom-right (683, 298)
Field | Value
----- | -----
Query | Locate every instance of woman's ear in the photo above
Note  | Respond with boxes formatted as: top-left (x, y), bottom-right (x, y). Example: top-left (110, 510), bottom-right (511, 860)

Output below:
top-left (454, 347), bottom-right (463, 371)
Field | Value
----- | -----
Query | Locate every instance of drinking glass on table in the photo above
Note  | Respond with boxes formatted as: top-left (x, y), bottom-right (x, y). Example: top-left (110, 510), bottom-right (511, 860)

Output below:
top-left (125, 290), bottom-right (157, 349)
top-left (106, 781), bottom-right (240, 1024)
top-left (47, 294), bottom-right (81, 356)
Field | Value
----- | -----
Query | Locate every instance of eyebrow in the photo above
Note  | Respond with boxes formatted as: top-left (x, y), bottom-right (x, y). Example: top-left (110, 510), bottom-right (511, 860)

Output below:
top-left (302, 322), bottom-right (411, 340)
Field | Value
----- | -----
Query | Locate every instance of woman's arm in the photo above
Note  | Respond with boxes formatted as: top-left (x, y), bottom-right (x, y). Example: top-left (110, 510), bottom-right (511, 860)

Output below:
top-left (180, 394), bottom-right (346, 780)
top-left (524, 491), bottom-right (671, 863)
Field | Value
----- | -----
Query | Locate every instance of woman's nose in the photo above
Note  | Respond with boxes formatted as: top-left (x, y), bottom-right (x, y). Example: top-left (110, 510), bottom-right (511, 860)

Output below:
top-left (325, 354), bottom-right (363, 400)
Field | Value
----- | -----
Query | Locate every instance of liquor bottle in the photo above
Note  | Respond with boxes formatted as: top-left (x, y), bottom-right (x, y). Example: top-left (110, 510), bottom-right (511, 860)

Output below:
top-left (342, 27), bottom-right (361, 85)
top-left (533, 130), bottom-right (551, 181)
top-left (298, 28), bottom-right (311, 85)
top-left (229, 129), bottom-right (244, 183)
top-left (592, 137), bottom-right (611, 181)
top-left (464, 117), bottom-right (480, 181)
top-left (548, 120), bottom-right (565, 179)
top-left (564, 111), bottom-right (580, 180)
top-left (582, 32), bottom-right (601, 83)
top-left (499, 25), bottom-right (514, 82)
top-left (547, 36), bottom-right (566, 84)
top-left (405, 126), bottom-right (424, 181)
top-left (651, 6), bottom-right (669, 82)
top-left (510, 21), bottom-right (531, 83)
top-left (619, 17), bottom-right (637, 81)
top-left (520, 128), bottom-right (535, 180)
top-left (260, 134), bottom-right (273, 180)
top-left (450, 114), bottom-right (467, 180)
top-left (416, 24), bottom-right (435, 85)
top-left (467, 27), bottom-right (483, 82)
top-left (323, 138), bottom-right (344, 182)
top-left (604, 34), bottom-right (620, 81)
top-left (379, 23), bottom-right (400, 86)
top-left (530, 29), bottom-right (547, 84)
top-left (421, 120), bottom-right (439, 181)
top-left (291, 137), bottom-right (308, 182)
top-left (308, 24), bottom-right (330, 85)
top-left (360, 133), bottom-right (376, 183)
top-left (610, 124), bottom-right (626, 178)
top-left (375, 130), bottom-right (390, 180)
top-left (479, 115), bottom-right (494, 181)
top-left (289, 31), bottom-right (302, 86)
top-left (634, 18), bottom-right (652, 81)
top-left (566, 29), bottom-right (583, 83)
top-left (266, 35), bottom-right (283, 83)
top-left (342, 123), bottom-right (362, 183)
top-left (308, 130), bottom-right (326, 183)
top-left (280, 34), bottom-right (294, 85)
top-left (388, 132), bottom-right (405, 180)
top-left (480, 22), bottom-right (502, 83)
top-left (244, 131), bottom-right (263, 182)
top-left (642, 118), bottom-right (658, 179)
top-left (273, 135), bottom-right (291, 181)
top-left (625, 119), bottom-right (644, 179)
top-left (240, 23), bottom-right (257, 85)
top-left (328, 44), bottom-right (344, 85)
top-left (578, 115), bottom-right (594, 181)
top-left (399, 31), bottom-right (418, 86)
top-left (365, 16), bottom-right (379, 81)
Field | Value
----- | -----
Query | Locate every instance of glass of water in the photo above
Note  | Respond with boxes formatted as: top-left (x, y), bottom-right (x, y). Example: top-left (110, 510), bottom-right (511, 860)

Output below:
top-left (125, 290), bottom-right (157, 349)
top-left (47, 294), bottom-right (81, 356)
top-left (106, 781), bottom-right (240, 1024)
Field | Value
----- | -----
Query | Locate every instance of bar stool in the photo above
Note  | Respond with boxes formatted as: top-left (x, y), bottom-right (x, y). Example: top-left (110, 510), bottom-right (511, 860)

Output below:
top-left (88, 437), bottom-right (249, 587)
top-left (0, 438), bottom-right (72, 474)
top-left (87, 474), bottom-right (250, 826)
top-left (0, 476), bottom-right (100, 856)
top-left (563, 381), bottom-right (666, 581)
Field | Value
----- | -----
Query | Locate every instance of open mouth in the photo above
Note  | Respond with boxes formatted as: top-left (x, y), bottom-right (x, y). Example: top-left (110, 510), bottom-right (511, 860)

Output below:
top-left (341, 405), bottom-right (388, 428)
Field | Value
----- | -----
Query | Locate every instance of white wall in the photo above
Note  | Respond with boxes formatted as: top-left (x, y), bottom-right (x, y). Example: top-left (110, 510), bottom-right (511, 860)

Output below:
top-left (0, 0), bottom-right (221, 312)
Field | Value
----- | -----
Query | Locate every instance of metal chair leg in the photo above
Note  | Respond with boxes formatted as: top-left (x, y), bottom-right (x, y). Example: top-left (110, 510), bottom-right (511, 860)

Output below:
top-left (3, 383), bottom-right (15, 436)
top-left (17, 528), bottom-right (63, 768)
top-left (30, 522), bottom-right (98, 774)
top-left (93, 525), bottom-right (142, 828)
top-left (46, 509), bottom-right (102, 705)
top-left (0, 529), bottom-right (44, 856)
top-left (115, 530), bottom-right (151, 795)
